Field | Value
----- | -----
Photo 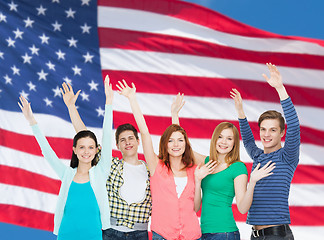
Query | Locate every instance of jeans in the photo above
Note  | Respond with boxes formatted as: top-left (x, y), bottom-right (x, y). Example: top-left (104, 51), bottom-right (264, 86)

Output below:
top-left (152, 231), bottom-right (202, 240)
top-left (102, 228), bottom-right (148, 240)
top-left (250, 226), bottom-right (294, 240)
top-left (202, 231), bottom-right (240, 240)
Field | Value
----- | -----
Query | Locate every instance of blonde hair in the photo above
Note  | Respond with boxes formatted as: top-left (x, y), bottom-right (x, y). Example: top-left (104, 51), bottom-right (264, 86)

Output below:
top-left (209, 122), bottom-right (240, 166)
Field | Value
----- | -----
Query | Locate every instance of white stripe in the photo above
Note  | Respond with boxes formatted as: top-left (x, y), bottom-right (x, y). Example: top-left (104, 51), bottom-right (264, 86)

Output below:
top-left (98, 6), bottom-right (324, 56)
top-left (0, 183), bottom-right (57, 213)
top-left (100, 48), bottom-right (324, 90)
top-left (236, 222), bottom-right (324, 240)
top-left (112, 93), bottom-right (324, 132)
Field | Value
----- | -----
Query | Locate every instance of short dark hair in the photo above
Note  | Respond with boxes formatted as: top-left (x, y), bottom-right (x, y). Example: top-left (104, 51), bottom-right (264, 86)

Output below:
top-left (115, 123), bottom-right (139, 144)
top-left (258, 110), bottom-right (285, 132)
top-left (71, 130), bottom-right (99, 168)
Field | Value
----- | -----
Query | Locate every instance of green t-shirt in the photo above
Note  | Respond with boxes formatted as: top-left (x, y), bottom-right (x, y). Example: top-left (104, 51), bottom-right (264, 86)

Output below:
top-left (201, 156), bottom-right (248, 233)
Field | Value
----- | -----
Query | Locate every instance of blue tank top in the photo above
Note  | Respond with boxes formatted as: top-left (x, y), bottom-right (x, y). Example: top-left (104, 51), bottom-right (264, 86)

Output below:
top-left (58, 181), bottom-right (101, 240)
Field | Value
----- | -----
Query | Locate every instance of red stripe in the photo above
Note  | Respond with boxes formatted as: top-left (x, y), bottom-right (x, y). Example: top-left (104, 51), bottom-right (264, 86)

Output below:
top-left (232, 205), bottom-right (324, 226)
top-left (0, 204), bottom-right (54, 231)
top-left (112, 111), bottom-right (324, 147)
top-left (103, 70), bottom-right (324, 109)
top-left (98, 0), bottom-right (324, 47)
top-left (99, 28), bottom-right (324, 70)
top-left (0, 165), bottom-right (60, 195)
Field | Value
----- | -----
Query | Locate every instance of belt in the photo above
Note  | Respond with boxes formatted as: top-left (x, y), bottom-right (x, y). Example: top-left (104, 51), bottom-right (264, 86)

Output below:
top-left (252, 224), bottom-right (290, 238)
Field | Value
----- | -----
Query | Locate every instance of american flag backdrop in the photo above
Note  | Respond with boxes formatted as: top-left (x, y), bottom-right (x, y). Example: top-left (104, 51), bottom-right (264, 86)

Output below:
top-left (0, 0), bottom-right (324, 239)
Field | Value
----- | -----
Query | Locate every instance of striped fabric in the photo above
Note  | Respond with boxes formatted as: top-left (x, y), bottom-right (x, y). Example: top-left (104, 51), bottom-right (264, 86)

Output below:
top-left (1, 1), bottom-right (324, 239)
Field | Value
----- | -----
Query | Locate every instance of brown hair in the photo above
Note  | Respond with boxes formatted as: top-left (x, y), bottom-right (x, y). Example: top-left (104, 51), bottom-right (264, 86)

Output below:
top-left (115, 123), bottom-right (139, 144)
top-left (258, 110), bottom-right (285, 132)
top-left (210, 122), bottom-right (240, 166)
top-left (158, 124), bottom-right (194, 171)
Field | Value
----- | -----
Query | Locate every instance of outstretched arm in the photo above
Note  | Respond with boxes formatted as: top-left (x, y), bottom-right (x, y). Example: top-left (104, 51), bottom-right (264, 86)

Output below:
top-left (234, 161), bottom-right (276, 214)
top-left (60, 82), bottom-right (86, 132)
top-left (193, 160), bottom-right (217, 212)
top-left (99, 75), bottom-right (113, 174)
top-left (262, 63), bottom-right (288, 101)
top-left (171, 93), bottom-right (185, 125)
top-left (18, 96), bottom-right (66, 179)
top-left (116, 80), bottom-right (159, 175)
top-left (171, 93), bottom-right (206, 165)
top-left (230, 88), bottom-right (246, 119)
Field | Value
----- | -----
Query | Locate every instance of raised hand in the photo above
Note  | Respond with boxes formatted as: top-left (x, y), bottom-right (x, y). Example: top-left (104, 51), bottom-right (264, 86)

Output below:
top-left (116, 79), bottom-right (136, 99)
top-left (104, 75), bottom-right (113, 105)
top-left (230, 88), bottom-right (245, 119)
top-left (60, 82), bottom-right (81, 108)
top-left (171, 93), bottom-right (185, 125)
top-left (250, 161), bottom-right (276, 184)
top-left (194, 160), bottom-right (218, 181)
top-left (18, 96), bottom-right (36, 125)
top-left (262, 63), bottom-right (283, 89)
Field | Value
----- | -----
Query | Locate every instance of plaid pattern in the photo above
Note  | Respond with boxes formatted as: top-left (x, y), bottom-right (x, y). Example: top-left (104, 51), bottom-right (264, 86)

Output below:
top-left (107, 157), bottom-right (152, 229)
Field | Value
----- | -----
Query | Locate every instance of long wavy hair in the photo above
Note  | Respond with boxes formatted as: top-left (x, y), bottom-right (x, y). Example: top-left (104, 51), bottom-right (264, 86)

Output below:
top-left (158, 124), bottom-right (194, 171)
top-left (209, 122), bottom-right (240, 166)
top-left (70, 130), bottom-right (99, 168)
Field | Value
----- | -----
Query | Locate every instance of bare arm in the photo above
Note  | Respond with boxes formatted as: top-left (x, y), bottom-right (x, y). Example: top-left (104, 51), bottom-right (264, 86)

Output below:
top-left (116, 80), bottom-right (159, 175)
top-left (234, 161), bottom-right (275, 214)
top-left (60, 82), bottom-right (86, 132)
top-left (193, 160), bottom-right (217, 212)
top-left (230, 88), bottom-right (246, 119)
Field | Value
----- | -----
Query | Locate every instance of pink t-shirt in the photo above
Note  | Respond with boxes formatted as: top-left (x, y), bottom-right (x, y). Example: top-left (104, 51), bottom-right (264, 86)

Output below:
top-left (150, 160), bottom-right (201, 240)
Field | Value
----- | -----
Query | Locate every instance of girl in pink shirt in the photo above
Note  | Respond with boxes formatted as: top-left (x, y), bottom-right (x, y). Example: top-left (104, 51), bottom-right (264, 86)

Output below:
top-left (116, 80), bottom-right (216, 240)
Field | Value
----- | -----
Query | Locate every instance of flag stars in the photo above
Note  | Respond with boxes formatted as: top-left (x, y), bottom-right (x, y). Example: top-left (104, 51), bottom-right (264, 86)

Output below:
top-left (8, 1), bottom-right (18, 12)
top-left (27, 81), bottom-right (36, 91)
top-left (36, 5), bottom-right (47, 16)
top-left (11, 65), bottom-right (20, 75)
top-left (65, 8), bottom-right (76, 18)
top-left (52, 86), bottom-right (62, 97)
top-left (83, 52), bottom-right (94, 63)
top-left (67, 37), bottom-right (78, 47)
top-left (29, 45), bottom-right (40, 55)
top-left (72, 65), bottom-right (81, 76)
top-left (0, 13), bottom-right (7, 23)
top-left (13, 28), bottom-right (24, 39)
top-left (19, 90), bottom-right (29, 100)
top-left (63, 76), bottom-right (72, 85)
top-left (80, 91), bottom-right (89, 101)
top-left (52, 21), bottom-right (62, 31)
top-left (96, 107), bottom-right (105, 117)
top-left (6, 37), bottom-right (15, 47)
top-left (44, 98), bottom-right (53, 107)
top-left (56, 49), bottom-right (65, 60)
top-left (24, 17), bottom-right (34, 28)
top-left (88, 80), bottom-right (98, 91)
top-left (4, 75), bottom-right (12, 85)
top-left (52, 0), bottom-right (60, 3)
top-left (37, 69), bottom-right (48, 81)
top-left (81, 23), bottom-right (91, 34)
top-left (39, 33), bottom-right (50, 44)
top-left (0, 52), bottom-right (4, 59)
top-left (22, 53), bottom-right (32, 64)
top-left (81, 0), bottom-right (91, 6)
top-left (46, 61), bottom-right (56, 71)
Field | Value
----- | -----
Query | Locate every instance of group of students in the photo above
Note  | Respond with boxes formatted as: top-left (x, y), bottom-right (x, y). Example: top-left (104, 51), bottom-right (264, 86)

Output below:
top-left (19, 63), bottom-right (300, 240)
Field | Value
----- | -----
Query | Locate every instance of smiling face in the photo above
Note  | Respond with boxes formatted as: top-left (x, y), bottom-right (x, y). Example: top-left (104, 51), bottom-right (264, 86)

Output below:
top-left (73, 137), bottom-right (97, 166)
top-left (116, 130), bottom-right (139, 158)
top-left (260, 119), bottom-right (285, 153)
top-left (167, 131), bottom-right (186, 158)
top-left (216, 128), bottom-right (235, 156)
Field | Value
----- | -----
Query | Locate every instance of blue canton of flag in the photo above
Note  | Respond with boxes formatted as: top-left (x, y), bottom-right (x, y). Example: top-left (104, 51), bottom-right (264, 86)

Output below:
top-left (0, 0), bottom-right (105, 127)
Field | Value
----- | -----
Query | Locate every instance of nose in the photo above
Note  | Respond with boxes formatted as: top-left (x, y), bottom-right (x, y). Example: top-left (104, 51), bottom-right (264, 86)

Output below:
top-left (264, 130), bottom-right (270, 136)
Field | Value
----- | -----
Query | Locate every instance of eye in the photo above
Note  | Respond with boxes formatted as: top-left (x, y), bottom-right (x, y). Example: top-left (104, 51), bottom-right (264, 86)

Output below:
top-left (120, 139), bottom-right (125, 142)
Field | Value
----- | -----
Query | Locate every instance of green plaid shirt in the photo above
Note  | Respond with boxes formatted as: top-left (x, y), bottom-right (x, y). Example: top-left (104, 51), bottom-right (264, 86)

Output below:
top-left (107, 157), bottom-right (152, 229)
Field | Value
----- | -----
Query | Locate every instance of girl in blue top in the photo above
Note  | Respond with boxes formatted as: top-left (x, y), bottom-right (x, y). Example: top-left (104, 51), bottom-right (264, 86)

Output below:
top-left (18, 76), bottom-right (113, 240)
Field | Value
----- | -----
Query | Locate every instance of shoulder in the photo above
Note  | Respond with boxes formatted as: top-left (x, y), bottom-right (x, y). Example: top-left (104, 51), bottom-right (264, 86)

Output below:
top-left (229, 161), bottom-right (248, 174)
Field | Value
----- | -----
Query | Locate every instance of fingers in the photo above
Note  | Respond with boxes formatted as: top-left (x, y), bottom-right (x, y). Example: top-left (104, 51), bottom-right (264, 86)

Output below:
top-left (105, 75), bottom-right (110, 85)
